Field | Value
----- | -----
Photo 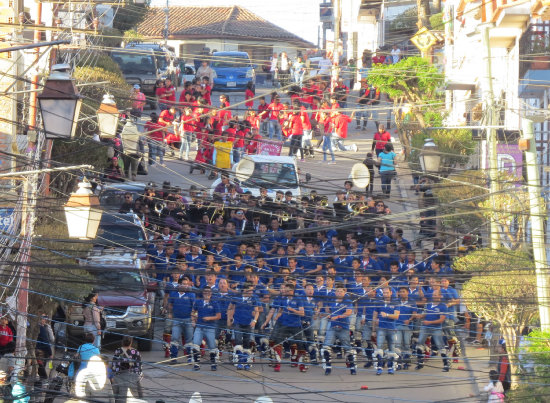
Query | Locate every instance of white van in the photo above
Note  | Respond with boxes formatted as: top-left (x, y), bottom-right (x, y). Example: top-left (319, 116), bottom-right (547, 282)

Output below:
top-left (210, 155), bottom-right (302, 198)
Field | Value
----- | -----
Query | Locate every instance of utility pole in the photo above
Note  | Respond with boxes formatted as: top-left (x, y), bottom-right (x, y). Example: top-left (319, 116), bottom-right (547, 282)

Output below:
top-left (331, 0), bottom-right (341, 93)
top-left (164, 0), bottom-right (169, 46)
top-left (522, 118), bottom-right (550, 331)
top-left (480, 24), bottom-right (500, 250)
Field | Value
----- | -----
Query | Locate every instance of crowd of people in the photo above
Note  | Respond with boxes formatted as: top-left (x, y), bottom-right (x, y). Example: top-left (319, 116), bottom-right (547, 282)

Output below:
top-left (101, 177), bottom-right (494, 381)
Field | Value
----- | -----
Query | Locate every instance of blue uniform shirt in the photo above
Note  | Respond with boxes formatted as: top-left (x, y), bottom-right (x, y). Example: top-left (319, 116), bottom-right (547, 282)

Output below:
top-left (326, 298), bottom-right (352, 329)
top-left (194, 298), bottom-right (221, 325)
top-left (376, 301), bottom-right (398, 330)
top-left (396, 300), bottom-right (417, 328)
top-left (302, 296), bottom-right (317, 322)
top-left (278, 296), bottom-right (304, 328)
top-left (231, 295), bottom-right (259, 326)
top-left (423, 302), bottom-right (447, 328)
top-left (169, 291), bottom-right (195, 319)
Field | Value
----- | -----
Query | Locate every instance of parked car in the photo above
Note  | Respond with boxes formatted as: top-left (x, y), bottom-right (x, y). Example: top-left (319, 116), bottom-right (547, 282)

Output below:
top-left (125, 42), bottom-right (178, 83)
top-left (67, 250), bottom-right (156, 350)
top-left (211, 51), bottom-right (255, 92)
top-left (94, 213), bottom-right (148, 255)
top-left (111, 48), bottom-right (160, 109)
top-left (97, 181), bottom-right (147, 212)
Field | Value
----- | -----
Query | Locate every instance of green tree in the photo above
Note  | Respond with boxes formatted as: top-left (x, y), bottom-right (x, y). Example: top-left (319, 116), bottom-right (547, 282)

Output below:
top-left (368, 57), bottom-right (444, 154)
top-left (455, 248), bottom-right (538, 387)
top-left (123, 29), bottom-right (145, 44)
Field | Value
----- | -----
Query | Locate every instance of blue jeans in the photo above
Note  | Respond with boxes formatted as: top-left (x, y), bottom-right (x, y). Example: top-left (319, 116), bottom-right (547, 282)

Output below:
top-left (324, 326), bottom-right (351, 350)
top-left (260, 120), bottom-right (268, 135)
top-left (396, 324), bottom-right (413, 353)
top-left (376, 328), bottom-right (397, 352)
top-left (322, 135), bottom-right (335, 162)
top-left (233, 323), bottom-right (253, 349)
top-left (356, 104), bottom-right (369, 125)
top-left (417, 326), bottom-right (444, 350)
top-left (268, 119), bottom-right (282, 141)
top-left (171, 317), bottom-right (194, 350)
top-left (179, 131), bottom-right (192, 160)
top-left (192, 323), bottom-right (217, 351)
top-left (148, 139), bottom-right (164, 164)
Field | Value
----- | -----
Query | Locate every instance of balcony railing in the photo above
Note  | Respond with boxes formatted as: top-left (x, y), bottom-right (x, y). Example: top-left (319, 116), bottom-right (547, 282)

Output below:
top-left (519, 22), bottom-right (550, 78)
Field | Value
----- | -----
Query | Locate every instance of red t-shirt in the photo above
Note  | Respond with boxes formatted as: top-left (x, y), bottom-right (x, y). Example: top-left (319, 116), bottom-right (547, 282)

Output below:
top-left (245, 89), bottom-right (254, 108)
top-left (247, 115), bottom-right (260, 129)
top-left (332, 114), bottom-right (352, 139)
top-left (155, 87), bottom-right (166, 100)
top-left (202, 85), bottom-right (212, 105)
top-left (163, 85), bottom-right (176, 103)
top-left (258, 103), bottom-right (269, 120)
top-left (159, 109), bottom-right (175, 124)
top-left (234, 130), bottom-right (246, 148)
top-left (145, 121), bottom-right (165, 141)
top-left (289, 114), bottom-right (303, 135)
top-left (225, 127), bottom-right (236, 142)
top-left (267, 102), bottom-right (284, 120)
top-left (300, 106), bottom-right (312, 130)
top-left (181, 115), bottom-right (195, 133)
top-left (374, 130), bottom-right (391, 149)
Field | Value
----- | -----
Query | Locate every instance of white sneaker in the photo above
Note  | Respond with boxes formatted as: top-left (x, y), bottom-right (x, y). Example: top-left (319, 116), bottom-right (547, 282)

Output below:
top-left (351, 144), bottom-right (358, 152)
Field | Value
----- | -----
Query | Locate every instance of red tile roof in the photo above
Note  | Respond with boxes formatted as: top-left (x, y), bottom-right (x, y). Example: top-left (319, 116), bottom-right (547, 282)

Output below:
top-left (137, 5), bottom-right (313, 47)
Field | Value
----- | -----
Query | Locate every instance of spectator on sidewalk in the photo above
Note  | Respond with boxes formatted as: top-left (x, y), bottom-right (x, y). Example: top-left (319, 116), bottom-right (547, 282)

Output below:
top-left (379, 143), bottom-right (397, 196)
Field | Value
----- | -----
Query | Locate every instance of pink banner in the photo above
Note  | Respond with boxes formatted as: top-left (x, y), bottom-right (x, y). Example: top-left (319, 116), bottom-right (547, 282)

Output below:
top-left (257, 140), bottom-right (283, 156)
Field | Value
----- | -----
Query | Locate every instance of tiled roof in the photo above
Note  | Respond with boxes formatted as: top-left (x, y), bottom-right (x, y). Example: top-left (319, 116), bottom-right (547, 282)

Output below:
top-left (137, 6), bottom-right (313, 47)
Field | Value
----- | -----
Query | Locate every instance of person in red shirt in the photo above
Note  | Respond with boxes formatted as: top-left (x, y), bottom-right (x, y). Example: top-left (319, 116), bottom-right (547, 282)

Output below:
top-left (144, 112), bottom-right (166, 165)
top-left (246, 109), bottom-right (260, 131)
top-left (200, 76), bottom-right (212, 105)
top-left (179, 107), bottom-right (195, 160)
top-left (257, 96), bottom-right (269, 135)
top-left (0, 316), bottom-right (13, 355)
top-left (245, 82), bottom-right (255, 109)
top-left (233, 122), bottom-right (247, 163)
top-left (155, 80), bottom-right (166, 110)
top-left (245, 128), bottom-right (262, 154)
top-left (161, 78), bottom-right (176, 110)
top-left (267, 96), bottom-right (284, 141)
top-left (218, 94), bottom-right (232, 130)
top-left (331, 110), bottom-right (358, 153)
top-left (372, 123), bottom-right (391, 157)
top-left (288, 109), bottom-right (304, 160)
top-left (159, 106), bottom-right (179, 155)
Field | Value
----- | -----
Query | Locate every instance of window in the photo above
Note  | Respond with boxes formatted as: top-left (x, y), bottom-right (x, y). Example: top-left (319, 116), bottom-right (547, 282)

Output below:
top-left (111, 52), bottom-right (156, 74)
top-left (242, 163), bottom-right (298, 189)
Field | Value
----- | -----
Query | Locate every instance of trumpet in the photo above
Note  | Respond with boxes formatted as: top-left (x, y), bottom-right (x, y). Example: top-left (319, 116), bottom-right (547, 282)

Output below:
top-left (210, 207), bottom-right (225, 223)
top-left (281, 212), bottom-right (290, 222)
top-left (320, 198), bottom-right (328, 207)
top-left (154, 201), bottom-right (166, 215)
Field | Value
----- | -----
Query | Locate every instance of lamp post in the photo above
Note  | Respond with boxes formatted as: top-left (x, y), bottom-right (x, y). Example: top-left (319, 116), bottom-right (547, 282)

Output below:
top-left (419, 138), bottom-right (441, 175)
top-left (37, 63), bottom-right (82, 139)
top-left (97, 94), bottom-right (119, 139)
top-left (64, 179), bottom-right (103, 239)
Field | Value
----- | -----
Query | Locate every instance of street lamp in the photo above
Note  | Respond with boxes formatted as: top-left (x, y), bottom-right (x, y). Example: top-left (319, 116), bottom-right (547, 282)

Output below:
top-left (97, 94), bottom-right (119, 139)
top-left (64, 178), bottom-right (103, 239)
top-left (419, 138), bottom-right (441, 174)
top-left (38, 64), bottom-right (82, 139)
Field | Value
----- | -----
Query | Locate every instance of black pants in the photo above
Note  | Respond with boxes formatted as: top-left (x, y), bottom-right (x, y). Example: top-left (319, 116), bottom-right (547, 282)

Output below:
top-left (288, 135), bottom-right (304, 159)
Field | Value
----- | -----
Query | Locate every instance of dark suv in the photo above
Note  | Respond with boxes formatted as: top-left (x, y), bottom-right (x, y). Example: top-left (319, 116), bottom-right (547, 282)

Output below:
top-left (67, 251), bottom-right (156, 350)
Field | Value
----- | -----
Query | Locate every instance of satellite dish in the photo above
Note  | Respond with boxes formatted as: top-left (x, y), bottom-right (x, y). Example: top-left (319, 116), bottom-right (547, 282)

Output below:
top-left (189, 392), bottom-right (202, 403)
top-left (350, 163), bottom-right (370, 188)
top-left (255, 397), bottom-right (273, 403)
top-left (235, 158), bottom-right (255, 182)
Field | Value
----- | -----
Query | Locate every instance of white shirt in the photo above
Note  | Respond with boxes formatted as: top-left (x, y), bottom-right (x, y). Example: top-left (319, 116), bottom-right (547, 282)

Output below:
top-left (318, 58), bottom-right (332, 75)
top-left (391, 48), bottom-right (401, 64)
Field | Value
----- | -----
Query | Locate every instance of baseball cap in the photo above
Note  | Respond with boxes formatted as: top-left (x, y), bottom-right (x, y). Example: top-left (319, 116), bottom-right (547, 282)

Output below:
top-left (133, 84), bottom-right (140, 89)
